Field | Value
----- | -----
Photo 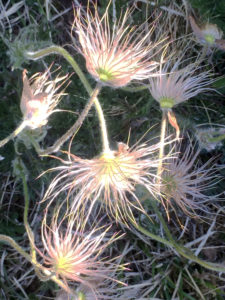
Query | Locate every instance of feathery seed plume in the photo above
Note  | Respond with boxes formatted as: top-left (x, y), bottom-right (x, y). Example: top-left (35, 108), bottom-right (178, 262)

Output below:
top-left (72, 3), bottom-right (161, 88)
top-left (148, 45), bottom-right (215, 137)
top-left (160, 141), bottom-right (219, 217)
top-left (21, 67), bottom-right (69, 129)
top-left (44, 141), bottom-right (161, 224)
top-left (189, 16), bottom-right (225, 50)
top-left (37, 209), bottom-right (123, 296)
top-left (148, 52), bottom-right (214, 110)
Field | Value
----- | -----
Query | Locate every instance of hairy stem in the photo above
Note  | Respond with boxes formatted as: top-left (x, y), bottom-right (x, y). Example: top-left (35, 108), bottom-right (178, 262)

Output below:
top-left (40, 82), bottom-right (102, 155)
top-left (20, 168), bottom-right (37, 263)
top-left (208, 134), bottom-right (225, 143)
top-left (17, 158), bottom-right (48, 281)
top-left (0, 235), bottom-right (34, 263)
top-left (134, 190), bottom-right (225, 273)
top-left (134, 213), bottom-right (225, 273)
top-left (0, 121), bottom-right (27, 148)
top-left (122, 85), bottom-right (149, 92)
top-left (157, 110), bottom-right (167, 187)
top-left (151, 198), bottom-right (225, 273)
top-left (26, 46), bottom-right (110, 153)
top-left (94, 95), bottom-right (110, 152)
top-left (0, 234), bottom-right (74, 293)
top-left (27, 46), bottom-right (92, 94)
top-left (132, 222), bottom-right (173, 248)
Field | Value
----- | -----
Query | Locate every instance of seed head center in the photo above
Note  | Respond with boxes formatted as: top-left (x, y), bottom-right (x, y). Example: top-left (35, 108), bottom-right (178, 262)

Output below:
top-left (204, 34), bottom-right (215, 45)
top-left (160, 97), bottom-right (175, 109)
top-left (97, 68), bottom-right (114, 82)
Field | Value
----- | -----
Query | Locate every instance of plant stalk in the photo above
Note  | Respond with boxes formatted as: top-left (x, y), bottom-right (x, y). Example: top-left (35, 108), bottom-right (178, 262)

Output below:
top-left (26, 46), bottom-right (110, 154)
top-left (0, 121), bottom-right (27, 148)
top-left (157, 110), bottom-right (167, 187)
top-left (135, 195), bottom-right (225, 273)
top-left (41, 82), bottom-right (102, 154)
top-left (20, 169), bottom-right (37, 263)
top-left (0, 234), bottom-right (75, 294)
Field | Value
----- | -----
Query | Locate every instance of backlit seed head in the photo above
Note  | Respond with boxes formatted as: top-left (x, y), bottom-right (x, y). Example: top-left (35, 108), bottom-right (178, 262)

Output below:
top-left (72, 4), bottom-right (160, 88)
top-left (148, 44), bottom-right (215, 109)
top-left (189, 16), bottom-right (223, 48)
top-left (160, 141), bottom-right (220, 216)
top-left (44, 141), bottom-right (161, 224)
top-left (38, 209), bottom-right (122, 295)
top-left (20, 67), bottom-right (69, 129)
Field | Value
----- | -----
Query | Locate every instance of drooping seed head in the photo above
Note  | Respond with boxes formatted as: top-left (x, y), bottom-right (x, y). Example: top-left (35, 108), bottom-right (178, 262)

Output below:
top-left (189, 16), bottom-right (223, 48)
top-left (20, 67), bottom-right (69, 129)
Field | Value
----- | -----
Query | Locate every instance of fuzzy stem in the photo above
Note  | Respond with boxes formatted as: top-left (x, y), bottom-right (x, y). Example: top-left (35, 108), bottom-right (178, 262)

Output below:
top-left (40, 82), bottom-right (102, 155)
top-left (94, 96), bottom-right (110, 152)
top-left (27, 46), bottom-right (92, 94)
top-left (149, 199), bottom-right (225, 273)
top-left (0, 121), bottom-right (27, 148)
top-left (133, 215), bottom-right (225, 273)
top-left (20, 169), bottom-right (37, 263)
top-left (208, 134), bottom-right (225, 143)
top-left (133, 189), bottom-right (225, 273)
top-left (15, 160), bottom-right (72, 290)
top-left (122, 85), bottom-right (149, 92)
top-left (150, 198), bottom-right (176, 242)
top-left (0, 235), bottom-right (34, 263)
top-left (0, 234), bottom-right (75, 294)
top-left (198, 45), bottom-right (208, 63)
top-left (26, 46), bottom-right (110, 153)
top-left (157, 110), bottom-right (167, 187)
top-left (17, 158), bottom-right (48, 281)
top-left (25, 131), bottom-right (42, 153)
top-left (132, 222), bottom-right (173, 247)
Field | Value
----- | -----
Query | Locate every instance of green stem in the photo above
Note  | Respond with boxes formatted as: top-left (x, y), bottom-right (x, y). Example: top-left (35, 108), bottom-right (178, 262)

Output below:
top-left (1, 157), bottom-right (75, 294)
top-left (122, 85), bottom-right (150, 92)
top-left (0, 235), bottom-right (34, 263)
top-left (0, 233), bottom-right (46, 281)
top-left (133, 189), bottom-right (225, 273)
top-left (150, 198), bottom-right (175, 242)
top-left (157, 110), bottom-right (167, 187)
top-left (0, 234), bottom-right (74, 293)
top-left (133, 222), bottom-right (173, 248)
top-left (16, 158), bottom-right (51, 281)
top-left (39, 82), bottom-right (102, 155)
top-left (134, 216), bottom-right (225, 273)
top-left (148, 198), bottom-right (225, 273)
top-left (20, 169), bottom-right (37, 263)
top-left (94, 96), bottom-right (110, 152)
top-left (208, 134), bottom-right (225, 143)
top-left (27, 46), bottom-right (92, 94)
top-left (25, 131), bottom-right (42, 153)
top-left (0, 121), bottom-right (27, 148)
top-left (198, 45), bottom-right (208, 64)
top-left (26, 46), bottom-right (110, 153)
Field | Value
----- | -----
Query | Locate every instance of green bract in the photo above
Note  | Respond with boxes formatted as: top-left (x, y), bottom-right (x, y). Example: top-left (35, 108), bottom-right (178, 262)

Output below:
top-left (160, 97), bottom-right (175, 109)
